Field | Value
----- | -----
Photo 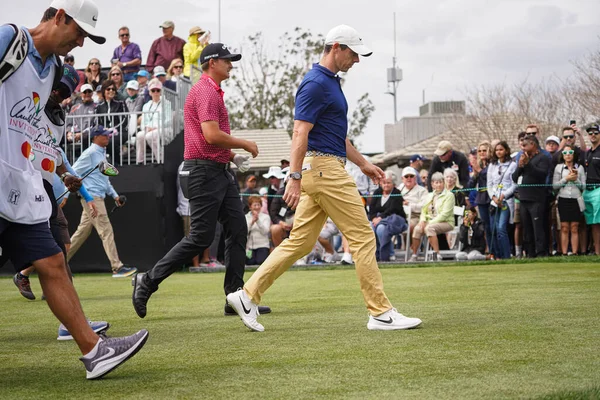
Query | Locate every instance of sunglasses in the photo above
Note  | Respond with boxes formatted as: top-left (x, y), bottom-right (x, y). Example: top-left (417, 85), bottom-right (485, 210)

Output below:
top-left (105, 87), bottom-right (116, 92)
top-left (150, 89), bottom-right (161, 93)
top-left (562, 150), bottom-right (574, 155)
top-left (563, 135), bottom-right (574, 139)
top-left (526, 132), bottom-right (537, 135)
top-left (173, 65), bottom-right (183, 69)
top-left (82, 90), bottom-right (93, 94)
top-left (404, 175), bottom-right (415, 178)
top-left (120, 33), bottom-right (130, 37)
top-left (588, 131), bottom-right (599, 136)
top-left (111, 72), bottom-right (121, 76)
top-left (89, 61), bottom-right (99, 65)
top-left (477, 149), bottom-right (487, 153)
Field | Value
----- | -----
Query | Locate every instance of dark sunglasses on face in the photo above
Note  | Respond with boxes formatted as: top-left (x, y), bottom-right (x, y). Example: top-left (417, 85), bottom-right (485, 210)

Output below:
top-left (111, 72), bottom-right (121, 76)
top-left (173, 65), bottom-right (183, 69)
top-left (120, 33), bottom-right (130, 37)
top-left (89, 62), bottom-right (99, 65)
top-left (563, 135), bottom-right (574, 139)
top-left (526, 131), bottom-right (537, 135)
top-left (588, 131), bottom-right (599, 136)
top-left (105, 87), bottom-right (116, 92)
top-left (404, 175), bottom-right (415, 178)
top-left (562, 150), bottom-right (574, 155)
top-left (151, 89), bottom-right (161, 93)
top-left (82, 90), bottom-right (93, 94)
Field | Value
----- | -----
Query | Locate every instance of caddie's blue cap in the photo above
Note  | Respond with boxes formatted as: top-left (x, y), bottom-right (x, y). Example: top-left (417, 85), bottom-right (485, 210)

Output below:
top-left (135, 70), bottom-right (150, 78)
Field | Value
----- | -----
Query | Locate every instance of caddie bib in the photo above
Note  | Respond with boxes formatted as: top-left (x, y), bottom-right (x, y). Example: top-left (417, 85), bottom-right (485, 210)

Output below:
top-left (30, 100), bottom-right (65, 184)
top-left (0, 55), bottom-right (54, 224)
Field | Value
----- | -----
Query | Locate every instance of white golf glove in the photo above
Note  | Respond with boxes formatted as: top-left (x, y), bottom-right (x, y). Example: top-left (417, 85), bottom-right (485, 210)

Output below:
top-left (233, 154), bottom-right (251, 173)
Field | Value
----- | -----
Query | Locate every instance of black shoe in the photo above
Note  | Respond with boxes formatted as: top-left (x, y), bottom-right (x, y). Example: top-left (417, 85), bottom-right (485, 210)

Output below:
top-left (224, 302), bottom-right (271, 316)
top-left (132, 273), bottom-right (154, 319)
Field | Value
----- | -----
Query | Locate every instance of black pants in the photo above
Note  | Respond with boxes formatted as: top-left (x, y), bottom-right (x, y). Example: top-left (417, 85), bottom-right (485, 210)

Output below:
top-left (146, 160), bottom-right (248, 295)
top-left (520, 200), bottom-right (548, 258)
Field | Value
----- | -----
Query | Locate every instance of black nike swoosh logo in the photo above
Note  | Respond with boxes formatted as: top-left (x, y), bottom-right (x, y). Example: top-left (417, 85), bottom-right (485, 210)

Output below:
top-left (240, 300), bottom-right (251, 314)
top-left (374, 317), bottom-right (393, 324)
top-left (92, 16), bottom-right (97, 21)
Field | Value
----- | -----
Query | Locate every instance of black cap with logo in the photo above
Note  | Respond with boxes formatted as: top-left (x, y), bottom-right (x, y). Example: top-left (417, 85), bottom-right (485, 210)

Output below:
top-left (200, 43), bottom-right (242, 65)
top-left (586, 124), bottom-right (600, 133)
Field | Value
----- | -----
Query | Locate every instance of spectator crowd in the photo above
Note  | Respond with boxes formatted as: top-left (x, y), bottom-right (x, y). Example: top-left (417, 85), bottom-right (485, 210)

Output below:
top-left (212, 123), bottom-right (600, 267)
top-left (57, 20), bottom-right (600, 266)
top-left (59, 21), bottom-right (209, 163)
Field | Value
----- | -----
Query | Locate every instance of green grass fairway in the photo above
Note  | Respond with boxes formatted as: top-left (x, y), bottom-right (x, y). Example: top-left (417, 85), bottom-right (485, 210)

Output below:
top-left (1, 261), bottom-right (599, 399)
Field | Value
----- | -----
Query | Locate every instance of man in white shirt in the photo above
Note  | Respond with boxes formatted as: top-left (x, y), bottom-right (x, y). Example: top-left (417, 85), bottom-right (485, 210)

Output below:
top-left (397, 167), bottom-right (428, 238)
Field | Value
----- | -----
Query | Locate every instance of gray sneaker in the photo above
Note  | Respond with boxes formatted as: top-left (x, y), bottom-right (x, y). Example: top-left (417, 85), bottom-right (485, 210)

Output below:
top-left (80, 329), bottom-right (149, 380)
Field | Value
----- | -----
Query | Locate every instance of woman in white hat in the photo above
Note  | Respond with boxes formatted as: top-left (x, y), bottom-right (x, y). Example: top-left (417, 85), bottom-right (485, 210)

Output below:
top-left (136, 79), bottom-right (172, 163)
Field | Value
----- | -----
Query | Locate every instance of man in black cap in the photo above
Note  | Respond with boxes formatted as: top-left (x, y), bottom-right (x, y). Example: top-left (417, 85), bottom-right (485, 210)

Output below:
top-left (583, 124), bottom-right (600, 255)
top-left (133, 43), bottom-right (272, 318)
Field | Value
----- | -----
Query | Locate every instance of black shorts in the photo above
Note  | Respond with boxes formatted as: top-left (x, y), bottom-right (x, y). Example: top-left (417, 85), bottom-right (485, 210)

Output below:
top-left (0, 217), bottom-right (62, 271)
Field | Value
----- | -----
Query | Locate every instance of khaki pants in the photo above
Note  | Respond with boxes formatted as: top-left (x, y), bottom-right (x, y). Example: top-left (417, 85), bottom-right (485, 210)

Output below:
top-left (67, 197), bottom-right (123, 273)
top-left (244, 157), bottom-right (393, 316)
top-left (412, 222), bottom-right (453, 239)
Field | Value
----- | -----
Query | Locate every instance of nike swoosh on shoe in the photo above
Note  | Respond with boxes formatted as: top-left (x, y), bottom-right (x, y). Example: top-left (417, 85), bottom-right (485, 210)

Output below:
top-left (240, 299), bottom-right (251, 314)
top-left (373, 317), bottom-right (394, 324)
top-left (92, 347), bottom-right (115, 365)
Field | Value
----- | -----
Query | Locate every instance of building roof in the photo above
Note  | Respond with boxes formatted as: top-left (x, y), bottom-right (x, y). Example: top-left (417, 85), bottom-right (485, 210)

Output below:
top-left (230, 129), bottom-right (291, 170)
top-left (371, 116), bottom-right (578, 167)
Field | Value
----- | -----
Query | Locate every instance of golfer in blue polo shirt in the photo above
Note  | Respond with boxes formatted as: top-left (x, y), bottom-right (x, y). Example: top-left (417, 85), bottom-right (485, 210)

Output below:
top-left (227, 25), bottom-right (422, 332)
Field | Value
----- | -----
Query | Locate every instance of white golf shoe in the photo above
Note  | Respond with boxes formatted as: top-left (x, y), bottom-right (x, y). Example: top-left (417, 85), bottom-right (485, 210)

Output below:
top-left (367, 308), bottom-right (422, 331)
top-left (226, 289), bottom-right (264, 332)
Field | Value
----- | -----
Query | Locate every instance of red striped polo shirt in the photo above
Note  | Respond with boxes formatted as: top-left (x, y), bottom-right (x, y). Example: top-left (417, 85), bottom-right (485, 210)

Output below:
top-left (183, 74), bottom-right (231, 163)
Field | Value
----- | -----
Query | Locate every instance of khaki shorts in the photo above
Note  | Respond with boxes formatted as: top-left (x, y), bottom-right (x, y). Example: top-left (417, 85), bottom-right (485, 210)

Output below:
top-left (409, 216), bottom-right (420, 231)
top-left (412, 221), bottom-right (454, 240)
top-left (55, 206), bottom-right (71, 245)
top-left (182, 216), bottom-right (191, 237)
top-left (320, 220), bottom-right (340, 240)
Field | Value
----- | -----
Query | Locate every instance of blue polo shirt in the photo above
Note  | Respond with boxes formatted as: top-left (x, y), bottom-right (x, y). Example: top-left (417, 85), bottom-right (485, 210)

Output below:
top-left (295, 63), bottom-right (348, 157)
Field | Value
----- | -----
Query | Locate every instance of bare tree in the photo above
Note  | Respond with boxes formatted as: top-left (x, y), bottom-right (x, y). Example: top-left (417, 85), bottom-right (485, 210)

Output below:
top-left (572, 44), bottom-right (600, 123)
top-left (446, 76), bottom-right (587, 152)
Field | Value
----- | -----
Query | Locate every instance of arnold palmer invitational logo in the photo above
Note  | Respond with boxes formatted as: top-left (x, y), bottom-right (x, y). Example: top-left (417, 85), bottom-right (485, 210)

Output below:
top-left (9, 92), bottom-right (44, 136)
top-left (8, 92), bottom-right (56, 163)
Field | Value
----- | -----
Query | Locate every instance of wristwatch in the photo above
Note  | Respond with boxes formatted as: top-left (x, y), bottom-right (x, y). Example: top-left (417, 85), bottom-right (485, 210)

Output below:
top-left (123, 62), bottom-right (127, 67)
top-left (289, 172), bottom-right (302, 180)
top-left (60, 172), bottom-right (72, 182)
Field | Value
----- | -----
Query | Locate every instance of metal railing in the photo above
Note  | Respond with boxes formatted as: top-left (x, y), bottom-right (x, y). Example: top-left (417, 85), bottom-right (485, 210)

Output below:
top-left (62, 77), bottom-right (195, 167)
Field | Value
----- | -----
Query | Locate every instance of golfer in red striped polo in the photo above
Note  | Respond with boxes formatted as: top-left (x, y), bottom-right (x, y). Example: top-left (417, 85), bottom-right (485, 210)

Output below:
top-left (132, 43), bottom-right (270, 317)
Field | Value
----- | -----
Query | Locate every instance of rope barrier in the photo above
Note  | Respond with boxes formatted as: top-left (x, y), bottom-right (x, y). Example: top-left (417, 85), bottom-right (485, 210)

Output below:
top-left (239, 182), bottom-right (600, 198)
